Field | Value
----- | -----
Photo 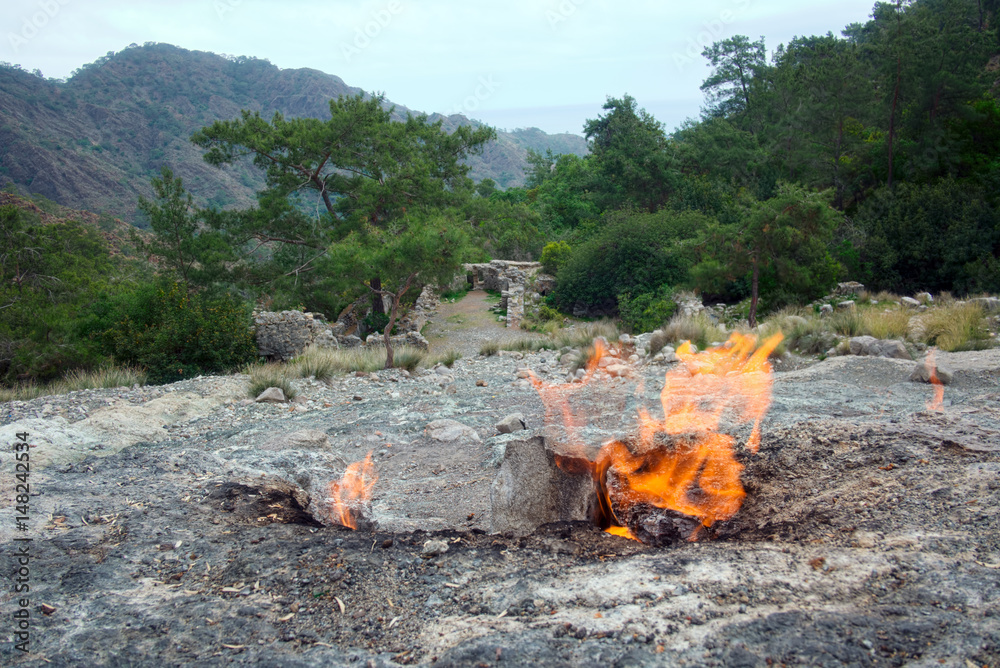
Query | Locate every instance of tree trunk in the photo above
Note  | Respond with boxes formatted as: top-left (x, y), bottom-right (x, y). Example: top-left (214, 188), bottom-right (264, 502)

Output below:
top-left (748, 252), bottom-right (760, 329)
top-left (370, 277), bottom-right (385, 314)
top-left (383, 293), bottom-right (398, 369)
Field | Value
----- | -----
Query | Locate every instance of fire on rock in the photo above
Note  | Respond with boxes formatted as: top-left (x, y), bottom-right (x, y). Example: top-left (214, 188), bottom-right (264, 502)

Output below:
top-left (533, 332), bottom-right (784, 545)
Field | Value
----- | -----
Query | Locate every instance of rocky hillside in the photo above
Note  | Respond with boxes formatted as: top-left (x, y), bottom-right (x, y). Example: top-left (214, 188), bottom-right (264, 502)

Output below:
top-left (0, 44), bottom-right (588, 224)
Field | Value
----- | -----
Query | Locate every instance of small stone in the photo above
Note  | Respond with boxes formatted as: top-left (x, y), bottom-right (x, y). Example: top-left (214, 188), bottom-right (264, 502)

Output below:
top-left (496, 414), bottom-right (527, 434)
top-left (421, 540), bottom-right (449, 558)
top-left (515, 368), bottom-right (532, 379)
top-left (901, 296), bottom-right (921, 308)
top-left (606, 364), bottom-right (629, 378)
top-left (476, 380), bottom-right (488, 387)
top-left (255, 387), bottom-right (287, 403)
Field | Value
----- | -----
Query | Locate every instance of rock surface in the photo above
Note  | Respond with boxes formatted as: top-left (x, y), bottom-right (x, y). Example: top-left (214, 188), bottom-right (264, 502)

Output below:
top-left (2, 346), bottom-right (1000, 666)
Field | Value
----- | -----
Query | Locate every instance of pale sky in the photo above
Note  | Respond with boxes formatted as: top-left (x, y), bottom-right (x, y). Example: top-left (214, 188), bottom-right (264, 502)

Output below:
top-left (3, 0), bottom-right (878, 135)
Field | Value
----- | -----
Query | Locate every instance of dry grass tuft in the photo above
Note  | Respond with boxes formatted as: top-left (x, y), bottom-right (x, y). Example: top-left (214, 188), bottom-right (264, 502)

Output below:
top-left (921, 303), bottom-right (994, 351)
top-left (660, 312), bottom-right (728, 351)
top-left (0, 364), bottom-right (147, 402)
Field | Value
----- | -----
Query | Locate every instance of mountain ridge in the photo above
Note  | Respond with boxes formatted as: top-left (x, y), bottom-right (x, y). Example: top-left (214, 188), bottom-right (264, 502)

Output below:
top-left (0, 43), bottom-right (588, 224)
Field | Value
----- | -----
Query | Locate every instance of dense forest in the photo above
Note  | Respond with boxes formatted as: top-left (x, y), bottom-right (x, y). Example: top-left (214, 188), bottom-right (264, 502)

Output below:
top-left (2, 0), bottom-right (999, 386)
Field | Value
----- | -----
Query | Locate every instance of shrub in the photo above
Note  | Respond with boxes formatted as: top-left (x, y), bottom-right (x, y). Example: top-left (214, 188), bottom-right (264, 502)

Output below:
top-left (540, 241), bottom-right (571, 275)
top-left (617, 288), bottom-right (677, 334)
top-left (553, 209), bottom-right (705, 312)
top-left (480, 340), bottom-right (501, 357)
top-left (85, 280), bottom-right (257, 385)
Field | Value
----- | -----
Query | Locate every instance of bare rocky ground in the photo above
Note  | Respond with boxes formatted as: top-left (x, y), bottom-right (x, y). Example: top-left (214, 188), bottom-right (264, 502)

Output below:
top-left (2, 315), bottom-right (999, 666)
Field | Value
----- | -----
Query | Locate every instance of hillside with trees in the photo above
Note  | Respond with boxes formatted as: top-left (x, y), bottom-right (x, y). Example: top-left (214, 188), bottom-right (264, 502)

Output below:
top-left (0, 43), bottom-right (588, 224)
top-left (2, 0), bottom-right (999, 389)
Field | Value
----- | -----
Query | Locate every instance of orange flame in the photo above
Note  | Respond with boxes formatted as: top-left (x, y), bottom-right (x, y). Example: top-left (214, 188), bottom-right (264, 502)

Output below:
top-left (327, 452), bottom-right (378, 529)
top-left (534, 332), bottom-right (783, 542)
top-left (925, 351), bottom-right (944, 411)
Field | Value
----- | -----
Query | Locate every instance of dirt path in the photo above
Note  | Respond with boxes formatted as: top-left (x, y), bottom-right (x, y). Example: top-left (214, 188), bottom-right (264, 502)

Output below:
top-left (422, 289), bottom-right (521, 357)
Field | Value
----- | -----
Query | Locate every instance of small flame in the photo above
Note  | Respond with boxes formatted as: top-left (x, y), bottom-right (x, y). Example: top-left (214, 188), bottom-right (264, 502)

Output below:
top-left (925, 351), bottom-right (945, 411)
top-left (327, 452), bottom-right (377, 529)
top-left (534, 332), bottom-right (783, 542)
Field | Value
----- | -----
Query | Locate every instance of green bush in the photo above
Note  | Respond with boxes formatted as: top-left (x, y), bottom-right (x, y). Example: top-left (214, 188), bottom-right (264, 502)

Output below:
top-left (617, 288), bottom-right (677, 334)
top-left (85, 280), bottom-right (258, 384)
top-left (553, 209), bottom-right (705, 312)
top-left (540, 241), bottom-right (571, 275)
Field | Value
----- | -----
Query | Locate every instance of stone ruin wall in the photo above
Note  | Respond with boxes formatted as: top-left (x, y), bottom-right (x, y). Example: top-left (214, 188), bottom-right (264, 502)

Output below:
top-left (462, 260), bottom-right (551, 329)
top-left (253, 261), bottom-right (561, 359)
top-left (252, 285), bottom-right (438, 361)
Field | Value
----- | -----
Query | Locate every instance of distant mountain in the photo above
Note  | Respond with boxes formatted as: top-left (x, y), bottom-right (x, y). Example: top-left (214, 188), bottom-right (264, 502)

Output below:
top-left (0, 43), bottom-right (588, 225)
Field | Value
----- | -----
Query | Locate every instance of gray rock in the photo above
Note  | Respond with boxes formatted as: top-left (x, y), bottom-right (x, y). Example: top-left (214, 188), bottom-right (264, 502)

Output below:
top-left (820, 304), bottom-right (834, 315)
top-left (970, 297), bottom-right (1000, 313)
top-left (837, 300), bottom-right (856, 310)
top-left (496, 414), bottom-right (527, 434)
top-left (255, 387), bottom-right (287, 403)
top-left (910, 359), bottom-right (954, 385)
top-left (835, 281), bottom-right (865, 296)
top-left (915, 292), bottom-right (933, 303)
top-left (426, 419), bottom-right (481, 443)
top-left (879, 340), bottom-right (911, 360)
top-left (490, 435), bottom-right (596, 536)
top-left (421, 540), bottom-right (450, 558)
top-left (849, 336), bottom-right (910, 359)
top-left (901, 296), bottom-right (921, 308)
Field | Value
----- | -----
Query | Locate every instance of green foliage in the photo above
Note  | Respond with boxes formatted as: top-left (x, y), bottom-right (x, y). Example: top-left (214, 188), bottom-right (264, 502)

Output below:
top-left (462, 197), bottom-right (546, 260)
top-left (617, 288), bottom-right (678, 334)
top-left (0, 206), bottom-right (122, 384)
top-left (137, 166), bottom-right (231, 285)
top-left (853, 179), bottom-right (1000, 295)
top-left (693, 184), bottom-right (842, 325)
top-left (85, 280), bottom-right (257, 384)
top-left (540, 241), bottom-right (571, 275)
top-left (554, 209), bottom-right (705, 312)
top-left (583, 95), bottom-right (674, 212)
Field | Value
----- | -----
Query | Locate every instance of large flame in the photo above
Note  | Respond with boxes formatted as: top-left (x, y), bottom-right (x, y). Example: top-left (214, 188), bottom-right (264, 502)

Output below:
top-left (327, 452), bottom-right (378, 529)
top-left (533, 332), bottom-right (783, 542)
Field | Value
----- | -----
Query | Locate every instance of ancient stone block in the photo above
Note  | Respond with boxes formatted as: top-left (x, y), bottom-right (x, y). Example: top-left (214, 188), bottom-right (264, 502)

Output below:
top-left (490, 435), bottom-right (597, 536)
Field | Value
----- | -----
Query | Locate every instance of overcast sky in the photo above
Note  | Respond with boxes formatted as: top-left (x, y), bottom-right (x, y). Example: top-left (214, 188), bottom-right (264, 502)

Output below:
top-left (3, 0), bottom-right (877, 135)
